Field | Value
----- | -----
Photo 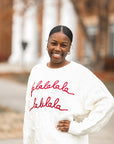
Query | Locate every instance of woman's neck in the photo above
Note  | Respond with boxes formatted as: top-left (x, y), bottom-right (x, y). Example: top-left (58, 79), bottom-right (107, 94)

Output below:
top-left (47, 60), bottom-right (70, 68)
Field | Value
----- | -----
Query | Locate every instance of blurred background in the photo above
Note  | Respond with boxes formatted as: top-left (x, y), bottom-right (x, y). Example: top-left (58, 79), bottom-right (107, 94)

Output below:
top-left (0, 0), bottom-right (114, 144)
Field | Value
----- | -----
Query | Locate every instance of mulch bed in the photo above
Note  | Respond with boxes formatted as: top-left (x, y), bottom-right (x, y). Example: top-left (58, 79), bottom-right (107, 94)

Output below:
top-left (0, 105), bottom-right (24, 140)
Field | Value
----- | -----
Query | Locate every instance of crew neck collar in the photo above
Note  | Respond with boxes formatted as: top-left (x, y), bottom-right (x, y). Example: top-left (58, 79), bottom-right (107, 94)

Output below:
top-left (45, 61), bottom-right (73, 70)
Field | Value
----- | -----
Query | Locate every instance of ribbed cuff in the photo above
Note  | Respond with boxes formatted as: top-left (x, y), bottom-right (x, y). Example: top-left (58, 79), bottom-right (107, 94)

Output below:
top-left (68, 121), bottom-right (81, 136)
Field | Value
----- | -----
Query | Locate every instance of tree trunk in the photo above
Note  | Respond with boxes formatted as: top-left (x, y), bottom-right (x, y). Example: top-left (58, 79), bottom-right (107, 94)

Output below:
top-left (70, 0), bottom-right (97, 66)
top-left (70, 0), bottom-right (110, 70)
top-left (95, 0), bottom-right (110, 70)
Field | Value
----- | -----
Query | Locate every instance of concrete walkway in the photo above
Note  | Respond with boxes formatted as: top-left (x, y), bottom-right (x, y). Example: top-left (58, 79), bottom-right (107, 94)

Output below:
top-left (0, 78), bottom-right (26, 113)
top-left (0, 78), bottom-right (25, 144)
top-left (0, 139), bottom-right (23, 144)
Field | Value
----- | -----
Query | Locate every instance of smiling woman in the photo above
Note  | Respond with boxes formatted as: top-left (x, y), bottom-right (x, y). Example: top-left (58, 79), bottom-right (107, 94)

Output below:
top-left (47, 25), bottom-right (72, 68)
top-left (23, 25), bottom-right (114, 144)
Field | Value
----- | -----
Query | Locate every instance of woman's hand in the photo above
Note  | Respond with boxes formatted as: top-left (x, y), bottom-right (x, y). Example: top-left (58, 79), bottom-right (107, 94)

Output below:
top-left (57, 120), bottom-right (70, 132)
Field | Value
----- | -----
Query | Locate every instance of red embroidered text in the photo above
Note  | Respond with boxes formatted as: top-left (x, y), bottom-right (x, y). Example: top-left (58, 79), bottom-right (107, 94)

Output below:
top-left (29, 96), bottom-right (68, 111)
top-left (31, 80), bottom-right (74, 97)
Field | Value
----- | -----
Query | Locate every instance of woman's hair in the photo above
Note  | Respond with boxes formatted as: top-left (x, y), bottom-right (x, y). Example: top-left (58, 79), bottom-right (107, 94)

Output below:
top-left (48, 25), bottom-right (73, 43)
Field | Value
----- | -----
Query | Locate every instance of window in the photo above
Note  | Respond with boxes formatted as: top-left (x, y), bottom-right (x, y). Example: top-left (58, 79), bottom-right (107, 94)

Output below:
top-left (84, 26), bottom-right (97, 63)
top-left (109, 24), bottom-right (114, 57)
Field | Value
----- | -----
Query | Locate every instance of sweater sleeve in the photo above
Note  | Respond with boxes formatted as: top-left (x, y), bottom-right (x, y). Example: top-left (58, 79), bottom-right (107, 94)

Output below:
top-left (23, 68), bottom-right (35, 144)
top-left (68, 68), bottom-right (114, 136)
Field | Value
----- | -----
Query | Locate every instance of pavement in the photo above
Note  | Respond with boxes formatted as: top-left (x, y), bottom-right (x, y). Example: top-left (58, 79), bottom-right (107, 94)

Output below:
top-left (0, 78), bottom-right (26, 113)
top-left (0, 63), bottom-right (114, 144)
top-left (0, 78), bottom-right (25, 144)
top-left (0, 139), bottom-right (23, 144)
top-left (0, 63), bottom-right (27, 144)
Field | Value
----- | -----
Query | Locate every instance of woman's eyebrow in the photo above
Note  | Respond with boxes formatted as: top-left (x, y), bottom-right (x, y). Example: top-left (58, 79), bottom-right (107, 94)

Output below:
top-left (50, 40), bottom-right (69, 44)
top-left (50, 39), bottom-right (57, 42)
top-left (62, 42), bottom-right (69, 44)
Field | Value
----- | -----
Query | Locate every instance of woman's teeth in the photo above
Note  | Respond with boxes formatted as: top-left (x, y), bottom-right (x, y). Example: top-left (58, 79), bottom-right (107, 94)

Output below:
top-left (53, 53), bottom-right (61, 58)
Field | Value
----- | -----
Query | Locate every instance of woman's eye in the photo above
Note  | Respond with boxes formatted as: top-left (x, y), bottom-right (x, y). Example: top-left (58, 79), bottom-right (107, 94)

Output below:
top-left (61, 44), bottom-right (67, 48)
top-left (51, 42), bottom-right (57, 45)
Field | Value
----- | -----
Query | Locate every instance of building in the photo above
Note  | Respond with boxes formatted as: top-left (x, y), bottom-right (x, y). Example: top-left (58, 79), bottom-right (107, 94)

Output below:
top-left (0, 0), bottom-right (114, 70)
top-left (0, 0), bottom-right (12, 62)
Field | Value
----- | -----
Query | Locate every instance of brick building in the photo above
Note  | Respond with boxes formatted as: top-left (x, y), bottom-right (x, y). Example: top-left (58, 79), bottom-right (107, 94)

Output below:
top-left (0, 0), bottom-right (114, 70)
top-left (0, 0), bottom-right (13, 62)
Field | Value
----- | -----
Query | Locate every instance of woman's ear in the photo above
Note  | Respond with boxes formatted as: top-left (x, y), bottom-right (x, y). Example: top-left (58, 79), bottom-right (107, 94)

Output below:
top-left (47, 41), bottom-right (49, 48)
top-left (68, 46), bottom-right (71, 52)
top-left (67, 51), bottom-right (71, 55)
top-left (47, 44), bottom-right (48, 49)
top-left (67, 46), bottom-right (71, 55)
top-left (46, 43), bottom-right (49, 51)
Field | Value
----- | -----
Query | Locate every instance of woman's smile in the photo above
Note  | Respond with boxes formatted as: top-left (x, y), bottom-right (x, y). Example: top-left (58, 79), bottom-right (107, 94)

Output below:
top-left (47, 32), bottom-right (71, 67)
top-left (52, 52), bottom-right (63, 59)
top-left (53, 53), bottom-right (61, 58)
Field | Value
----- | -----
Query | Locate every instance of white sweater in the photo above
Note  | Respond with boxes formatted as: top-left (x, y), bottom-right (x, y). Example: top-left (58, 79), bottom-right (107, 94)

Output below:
top-left (23, 61), bottom-right (114, 144)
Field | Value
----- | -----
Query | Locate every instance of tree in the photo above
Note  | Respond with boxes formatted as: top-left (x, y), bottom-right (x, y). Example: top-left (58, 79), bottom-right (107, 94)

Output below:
top-left (96, 0), bottom-right (110, 69)
top-left (71, 0), bottom-right (112, 70)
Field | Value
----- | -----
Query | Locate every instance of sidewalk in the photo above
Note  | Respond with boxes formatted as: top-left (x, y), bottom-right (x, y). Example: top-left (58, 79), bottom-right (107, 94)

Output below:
top-left (0, 78), bottom-right (26, 113)
top-left (0, 78), bottom-right (25, 143)
top-left (0, 139), bottom-right (23, 144)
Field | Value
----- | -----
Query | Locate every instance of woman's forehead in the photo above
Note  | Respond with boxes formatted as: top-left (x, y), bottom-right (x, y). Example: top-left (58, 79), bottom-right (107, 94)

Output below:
top-left (49, 32), bottom-right (70, 42)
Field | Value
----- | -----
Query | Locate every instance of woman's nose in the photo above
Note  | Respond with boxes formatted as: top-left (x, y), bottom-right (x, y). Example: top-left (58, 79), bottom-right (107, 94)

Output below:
top-left (55, 45), bottom-right (61, 51)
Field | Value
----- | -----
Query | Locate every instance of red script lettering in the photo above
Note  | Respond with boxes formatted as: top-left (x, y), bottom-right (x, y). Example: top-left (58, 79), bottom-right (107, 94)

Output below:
top-left (29, 96), bottom-right (68, 111)
top-left (31, 80), bottom-right (74, 97)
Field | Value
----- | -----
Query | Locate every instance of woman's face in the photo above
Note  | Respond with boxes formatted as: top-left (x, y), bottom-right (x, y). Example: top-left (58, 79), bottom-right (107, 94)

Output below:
top-left (47, 32), bottom-right (71, 67)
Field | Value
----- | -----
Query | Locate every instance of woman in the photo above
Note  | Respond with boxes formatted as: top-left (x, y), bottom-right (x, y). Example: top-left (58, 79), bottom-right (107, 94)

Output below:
top-left (23, 25), bottom-right (114, 144)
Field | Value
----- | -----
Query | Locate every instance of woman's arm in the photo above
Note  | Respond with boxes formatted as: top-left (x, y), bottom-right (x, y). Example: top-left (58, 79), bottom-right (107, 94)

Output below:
top-left (57, 69), bottom-right (114, 136)
top-left (68, 70), bottom-right (114, 136)
top-left (68, 97), bottom-right (114, 136)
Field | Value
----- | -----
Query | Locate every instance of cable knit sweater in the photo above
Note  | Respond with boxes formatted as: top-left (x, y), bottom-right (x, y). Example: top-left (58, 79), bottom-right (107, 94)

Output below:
top-left (23, 61), bottom-right (114, 144)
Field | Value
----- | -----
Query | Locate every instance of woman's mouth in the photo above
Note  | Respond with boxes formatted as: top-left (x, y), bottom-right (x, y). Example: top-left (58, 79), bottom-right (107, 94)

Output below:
top-left (52, 53), bottom-right (62, 58)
